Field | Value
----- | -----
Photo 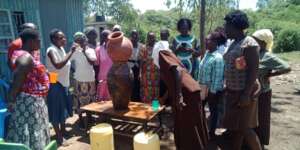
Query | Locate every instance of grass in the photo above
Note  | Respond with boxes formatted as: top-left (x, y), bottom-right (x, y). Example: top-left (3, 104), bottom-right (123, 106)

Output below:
top-left (276, 51), bottom-right (300, 63)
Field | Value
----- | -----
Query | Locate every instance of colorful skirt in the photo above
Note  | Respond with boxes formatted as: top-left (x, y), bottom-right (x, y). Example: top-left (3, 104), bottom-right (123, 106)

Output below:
top-left (140, 79), bottom-right (160, 104)
top-left (255, 90), bottom-right (272, 145)
top-left (74, 80), bottom-right (96, 112)
top-left (6, 92), bottom-right (50, 150)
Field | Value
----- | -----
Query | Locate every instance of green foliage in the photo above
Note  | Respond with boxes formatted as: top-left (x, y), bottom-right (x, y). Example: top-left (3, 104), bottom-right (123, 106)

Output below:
top-left (275, 28), bottom-right (300, 53)
top-left (288, 0), bottom-right (300, 5)
top-left (256, 0), bottom-right (270, 9)
top-left (248, 2), bottom-right (300, 53)
top-left (83, 0), bottom-right (300, 53)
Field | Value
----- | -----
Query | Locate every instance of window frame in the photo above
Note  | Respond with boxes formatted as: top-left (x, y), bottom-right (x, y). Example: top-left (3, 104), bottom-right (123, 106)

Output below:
top-left (0, 9), bottom-right (15, 53)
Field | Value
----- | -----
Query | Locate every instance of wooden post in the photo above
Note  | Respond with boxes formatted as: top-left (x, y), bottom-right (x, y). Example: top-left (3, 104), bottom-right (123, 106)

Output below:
top-left (200, 0), bottom-right (206, 58)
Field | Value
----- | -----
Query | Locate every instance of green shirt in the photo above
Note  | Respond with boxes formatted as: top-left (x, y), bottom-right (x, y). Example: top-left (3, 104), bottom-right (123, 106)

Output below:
top-left (258, 51), bottom-right (290, 92)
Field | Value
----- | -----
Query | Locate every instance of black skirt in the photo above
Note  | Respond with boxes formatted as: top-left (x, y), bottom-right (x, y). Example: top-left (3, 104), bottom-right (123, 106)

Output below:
top-left (255, 90), bottom-right (272, 145)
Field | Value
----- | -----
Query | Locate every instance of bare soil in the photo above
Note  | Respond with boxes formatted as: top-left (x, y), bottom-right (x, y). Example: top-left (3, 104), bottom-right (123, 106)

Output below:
top-left (56, 63), bottom-right (300, 150)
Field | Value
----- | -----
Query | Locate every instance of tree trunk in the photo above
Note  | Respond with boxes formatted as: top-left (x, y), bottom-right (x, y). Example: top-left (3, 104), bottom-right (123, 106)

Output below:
top-left (200, 0), bottom-right (206, 58)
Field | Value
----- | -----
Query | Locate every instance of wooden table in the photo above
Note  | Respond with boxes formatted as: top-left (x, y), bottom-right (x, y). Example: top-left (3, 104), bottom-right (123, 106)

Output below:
top-left (80, 101), bottom-right (165, 137)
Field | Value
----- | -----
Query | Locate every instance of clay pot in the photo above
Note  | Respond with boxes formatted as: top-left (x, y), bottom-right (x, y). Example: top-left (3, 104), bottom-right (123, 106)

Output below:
top-left (107, 32), bottom-right (133, 110)
top-left (107, 62), bottom-right (133, 110)
top-left (107, 31), bottom-right (133, 62)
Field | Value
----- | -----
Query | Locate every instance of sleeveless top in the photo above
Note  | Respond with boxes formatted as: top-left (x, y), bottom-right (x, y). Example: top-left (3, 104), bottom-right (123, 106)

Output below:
top-left (46, 45), bottom-right (71, 87)
top-left (11, 50), bottom-right (50, 96)
top-left (223, 36), bottom-right (259, 91)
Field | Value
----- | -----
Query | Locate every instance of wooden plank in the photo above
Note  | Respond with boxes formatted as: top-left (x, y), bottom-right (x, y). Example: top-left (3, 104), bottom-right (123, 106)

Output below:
top-left (80, 101), bottom-right (165, 122)
top-left (109, 121), bottom-right (161, 138)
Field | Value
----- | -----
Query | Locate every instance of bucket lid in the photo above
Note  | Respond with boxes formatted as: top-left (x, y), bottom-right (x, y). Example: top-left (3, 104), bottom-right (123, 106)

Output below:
top-left (90, 123), bottom-right (113, 134)
top-left (0, 108), bottom-right (7, 113)
top-left (134, 132), bottom-right (159, 144)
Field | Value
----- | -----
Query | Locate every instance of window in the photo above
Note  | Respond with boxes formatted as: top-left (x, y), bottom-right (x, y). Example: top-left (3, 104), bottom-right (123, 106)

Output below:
top-left (12, 11), bottom-right (25, 34)
top-left (0, 10), bottom-right (14, 52)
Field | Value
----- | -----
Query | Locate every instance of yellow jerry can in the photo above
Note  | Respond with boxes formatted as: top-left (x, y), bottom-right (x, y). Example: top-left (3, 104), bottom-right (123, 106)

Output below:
top-left (90, 123), bottom-right (114, 150)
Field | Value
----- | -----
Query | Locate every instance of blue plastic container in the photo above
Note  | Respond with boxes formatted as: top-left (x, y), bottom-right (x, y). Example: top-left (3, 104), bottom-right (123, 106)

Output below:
top-left (0, 108), bottom-right (7, 138)
top-left (0, 79), bottom-right (9, 138)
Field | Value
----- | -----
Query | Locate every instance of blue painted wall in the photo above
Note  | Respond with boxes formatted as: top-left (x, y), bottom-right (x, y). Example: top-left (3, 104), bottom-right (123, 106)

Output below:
top-left (0, 0), bottom-right (84, 82)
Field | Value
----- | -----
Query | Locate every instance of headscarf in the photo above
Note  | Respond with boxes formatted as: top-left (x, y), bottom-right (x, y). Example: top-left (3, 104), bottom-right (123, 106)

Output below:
top-left (73, 32), bottom-right (86, 41)
top-left (112, 24), bottom-right (121, 32)
top-left (252, 29), bottom-right (274, 52)
top-left (84, 27), bottom-right (97, 35)
top-left (101, 29), bottom-right (111, 35)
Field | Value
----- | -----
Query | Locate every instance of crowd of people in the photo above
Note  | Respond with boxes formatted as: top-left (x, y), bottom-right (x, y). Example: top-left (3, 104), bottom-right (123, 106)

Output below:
top-left (4, 10), bottom-right (291, 150)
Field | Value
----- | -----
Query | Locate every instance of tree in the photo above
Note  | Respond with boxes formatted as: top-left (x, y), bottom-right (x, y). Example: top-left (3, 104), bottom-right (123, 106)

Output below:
top-left (289, 0), bottom-right (300, 5)
top-left (163, 0), bottom-right (235, 39)
top-left (200, 0), bottom-right (206, 56)
top-left (83, 0), bottom-right (110, 17)
top-left (257, 0), bottom-right (270, 9)
top-left (83, 0), bottom-right (136, 23)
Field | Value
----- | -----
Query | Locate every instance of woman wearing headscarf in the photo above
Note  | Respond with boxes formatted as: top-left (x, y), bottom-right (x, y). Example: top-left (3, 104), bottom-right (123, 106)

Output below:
top-left (223, 10), bottom-right (262, 150)
top-left (252, 29), bottom-right (291, 148)
top-left (84, 27), bottom-right (99, 83)
top-left (6, 29), bottom-right (50, 150)
top-left (71, 32), bottom-right (97, 127)
top-left (84, 27), bottom-right (98, 49)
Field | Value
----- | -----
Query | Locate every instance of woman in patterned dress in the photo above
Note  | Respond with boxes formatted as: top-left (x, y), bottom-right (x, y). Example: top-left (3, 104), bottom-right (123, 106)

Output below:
top-left (222, 10), bottom-right (262, 150)
top-left (71, 32), bottom-right (97, 127)
top-left (6, 29), bottom-right (50, 150)
top-left (139, 32), bottom-right (160, 103)
top-left (172, 18), bottom-right (201, 81)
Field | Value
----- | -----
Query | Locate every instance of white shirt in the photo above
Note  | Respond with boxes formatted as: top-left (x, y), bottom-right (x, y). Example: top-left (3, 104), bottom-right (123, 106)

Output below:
top-left (71, 47), bottom-right (97, 82)
top-left (216, 39), bottom-right (233, 55)
top-left (152, 41), bottom-right (171, 68)
top-left (46, 45), bottom-right (71, 87)
top-left (128, 43), bottom-right (141, 68)
top-left (216, 45), bottom-right (226, 55)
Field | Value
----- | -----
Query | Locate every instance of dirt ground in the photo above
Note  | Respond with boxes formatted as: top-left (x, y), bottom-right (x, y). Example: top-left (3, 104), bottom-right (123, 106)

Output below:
top-left (55, 63), bottom-right (300, 150)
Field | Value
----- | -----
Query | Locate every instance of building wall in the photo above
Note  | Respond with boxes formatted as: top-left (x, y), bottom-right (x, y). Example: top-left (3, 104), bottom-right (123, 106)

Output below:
top-left (0, 0), bottom-right (41, 35)
top-left (65, 0), bottom-right (84, 48)
top-left (0, 0), bottom-right (84, 81)
top-left (0, 0), bottom-right (41, 81)
top-left (39, 0), bottom-right (84, 52)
